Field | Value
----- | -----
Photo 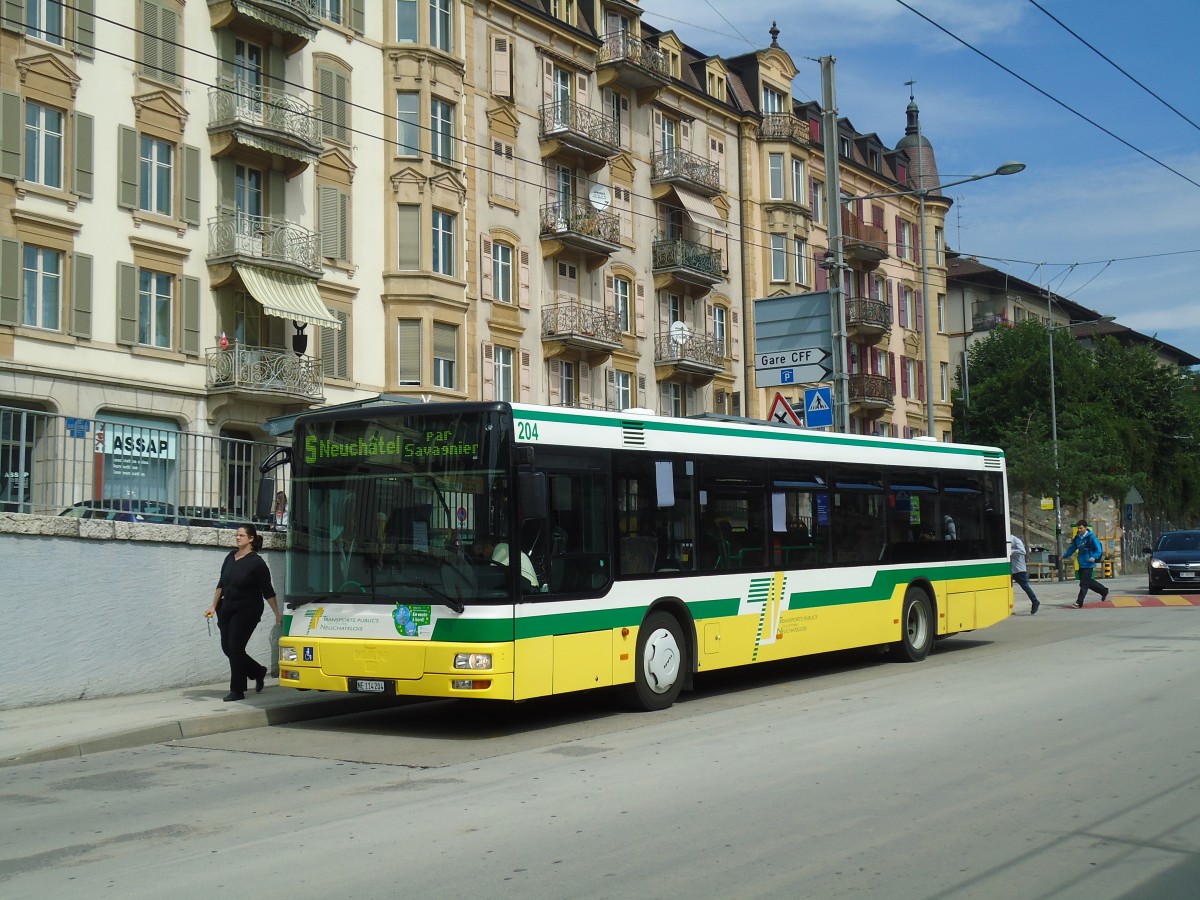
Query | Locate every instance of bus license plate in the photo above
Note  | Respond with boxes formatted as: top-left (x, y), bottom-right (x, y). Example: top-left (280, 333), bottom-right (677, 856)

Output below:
top-left (349, 678), bottom-right (392, 694)
top-left (1180, 571), bottom-right (1195, 578)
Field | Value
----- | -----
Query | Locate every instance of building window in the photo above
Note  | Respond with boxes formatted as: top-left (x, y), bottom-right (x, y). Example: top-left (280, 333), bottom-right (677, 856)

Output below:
top-left (613, 370), bottom-right (631, 410)
top-left (551, 0), bottom-right (575, 24)
top-left (902, 357), bottom-right (917, 399)
top-left (770, 235), bottom-right (787, 282)
top-left (898, 220), bottom-right (913, 261)
top-left (492, 241), bottom-right (513, 303)
top-left (712, 305), bottom-right (727, 357)
top-left (431, 98), bottom-right (454, 163)
top-left (25, 0), bottom-right (65, 44)
top-left (491, 139), bottom-right (515, 199)
top-left (838, 135), bottom-right (852, 158)
top-left (793, 238), bottom-right (808, 286)
top-left (762, 86), bottom-right (784, 113)
top-left (768, 153), bottom-right (784, 200)
top-left (940, 361), bottom-right (949, 402)
top-left (24, 102), bottom-right (64, 190)
top-left (664, 381), bottom-right (682, 417)
top-left (902, 286), bottom-right (916, 330)
top-left (791, 158), bottom-right (805, 203)
top-left (558, 359), bottom-right (576, 405)
top-left (809, 178), bottom-right (824, 224)
top-left (432, 211), bottom-right (454, 276)
top-left (614, 276), bottom-right (631, 333)
top-left (21, 246), bottom-right (61, 331)
top-left (319, 0), bottom-right (343, 24)
top-left (397, 320), bottom-right (421, 385)
top-left (397, 92), bottom-right (419, 155)
top-left (397, 205), bottom-right (420, 269)
top-left (494, 345), bottom-right (514, 402)
top-left (934, 226), bottom-right (945, 265)
top-left (433, 322), bottom-right (457, 389)
top-left (430, 0), bottom-right (452, 52)
top-left (139, 136), bottom-right (173, 216)
top-left (138, 268), bottom-right (173, 349)
top-left (396, 0), bottom-right (417, 41)
top-left (937, 294), bottom-right (946, 333)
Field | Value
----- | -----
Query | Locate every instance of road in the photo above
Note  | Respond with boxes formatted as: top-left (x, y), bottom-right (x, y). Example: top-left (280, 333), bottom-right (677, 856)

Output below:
top-left (3, 605), bottom-right (1199, 899)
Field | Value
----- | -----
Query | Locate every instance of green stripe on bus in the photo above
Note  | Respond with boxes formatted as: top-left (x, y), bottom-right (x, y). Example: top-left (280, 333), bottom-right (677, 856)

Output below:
top-left (516, 407), bottom-right (1001, 460)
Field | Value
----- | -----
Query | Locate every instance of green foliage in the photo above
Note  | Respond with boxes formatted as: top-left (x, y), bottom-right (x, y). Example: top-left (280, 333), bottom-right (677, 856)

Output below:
top-left (953, 321), bottom-right (1200, 525)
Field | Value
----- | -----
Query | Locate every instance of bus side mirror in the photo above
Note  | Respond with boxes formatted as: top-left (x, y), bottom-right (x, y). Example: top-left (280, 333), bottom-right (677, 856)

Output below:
top-left (517, 471), bottom-right (548, 521)
top-left (256, 476), bottom-right (275, 522)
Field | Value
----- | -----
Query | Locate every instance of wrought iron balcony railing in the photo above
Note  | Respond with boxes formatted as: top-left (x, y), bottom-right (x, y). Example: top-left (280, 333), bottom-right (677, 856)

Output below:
top-left (652, 238), bottom-right (723, 278)
top-left (207, 212), bottom-right (323, 274)
top-left (539, 99), bottom-right (619, 149)
top-left (542, 301), bottom-right (623, 345)
top-left (205, 343), bottom-right (324, 401)
top-left (651, 147), bottom-right (721, 194)
top-left (208, 75), bottom-right (322, 151)
top-left (846, 297), bottom-right (892, 331)
top-left (596, 31), bottom-right (670, 80)
top-left (540, 198), bottom-right (621, 245)
top-left (758, 113), bottom-right (811, 144)
top-left (848, 373), bottom-right (894, 405)
top-left (654, 329), bottom-right (724, 368)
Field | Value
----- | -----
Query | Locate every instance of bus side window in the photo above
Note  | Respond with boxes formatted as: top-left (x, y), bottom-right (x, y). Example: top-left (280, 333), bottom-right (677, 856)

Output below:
top-left (529, 452), bottom-right (611, 595)
top-left (770, 471), bottom-right (830, 569)
top-left (613, 453), bottom-right (695, 576)
top-left (832, 467), bottom-right (886, 566)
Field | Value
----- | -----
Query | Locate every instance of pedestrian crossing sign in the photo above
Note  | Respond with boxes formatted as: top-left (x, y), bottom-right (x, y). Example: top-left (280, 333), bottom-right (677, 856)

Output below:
top-left (803, 387), bottom-right (833, 428)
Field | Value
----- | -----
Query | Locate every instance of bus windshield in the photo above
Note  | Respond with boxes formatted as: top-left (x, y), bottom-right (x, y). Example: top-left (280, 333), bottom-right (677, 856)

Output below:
top-left (287, 407), bottom-right (515, 606)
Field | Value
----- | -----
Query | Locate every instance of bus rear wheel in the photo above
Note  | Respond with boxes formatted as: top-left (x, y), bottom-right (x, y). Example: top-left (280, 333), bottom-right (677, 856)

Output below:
top-left (890, 586), bottom-right (933, 662)
top-left (627, 611), bottom-right (687, 711)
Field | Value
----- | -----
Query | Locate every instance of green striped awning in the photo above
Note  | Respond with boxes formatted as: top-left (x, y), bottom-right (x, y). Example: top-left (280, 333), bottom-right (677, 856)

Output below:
top-left (238, 265), bottom-right (341, 330)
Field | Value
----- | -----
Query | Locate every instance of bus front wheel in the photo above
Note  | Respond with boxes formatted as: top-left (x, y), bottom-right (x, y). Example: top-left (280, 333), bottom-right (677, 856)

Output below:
top-left (890, 587), bottom-right (933, 662)
top-left (627, 611), bottom-right (687, 711)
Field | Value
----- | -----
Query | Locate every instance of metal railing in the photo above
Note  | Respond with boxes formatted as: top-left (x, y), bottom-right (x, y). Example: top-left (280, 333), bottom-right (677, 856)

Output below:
top-left (652, 238), bottom-right (723, 278)
top-left (846, 298), bottom-right (892, 331)
top-left (541, 302), bottom-right (623, 345)
top-left (841, 208), bottom-right (889, 252)
top-left (654, 329), bottom-right (724, 368)
top-left (0, 405), bottom-right (290, 525)
top-left (208, 75), bottom-right (322, 149)
top-left (539, 99), bottom-right (619, 149)
top-left (540, 198), bottom-right (621, 245)
top-left (596, 31), bottom-right (670, 80)
top-left (759, 113), bottom-right (811, 144)
top-left (205, 343), bottom-right (325, 401)
top-left (848, 374), bottom-right (894, 404)
top-left (207, 212), bottom-right (323, 274)
top-left (650, 147), bottom-right (721, 193)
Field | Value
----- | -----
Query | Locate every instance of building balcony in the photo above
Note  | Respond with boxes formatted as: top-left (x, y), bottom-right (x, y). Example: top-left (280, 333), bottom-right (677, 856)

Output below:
top-left (846, 297), bottom-right (892, 345)
top-left (207, 0), bottom-right (321, 55)
top-left (972, 299), bottom-right (1010, 332)
top-left (207, 213), bottom-right (323, 278)
top-left (654, 329), bottom-right (725, 379)
top-left (539, 100), bottom-right (620, 170)
top-left (540, 199), bottom-right (621, 262)
top-left (841, 208), bottom-right (889, 268)
top-left (652, 238), bottom-right (723, 291)
top-left (651, 147), bottom-right (722, 198)
top-left (596, 32), bottom-right (670, 98)
top-left (208, 76), bottom-right (323, 177)
top-left (758, 113), bottom-right (811, 146)
top-left (541, 301), bottom-right (623, 356)
top-left (848, 374), bottom-right (894, 412)
top-left (206, 343), bottom-right (324, 403)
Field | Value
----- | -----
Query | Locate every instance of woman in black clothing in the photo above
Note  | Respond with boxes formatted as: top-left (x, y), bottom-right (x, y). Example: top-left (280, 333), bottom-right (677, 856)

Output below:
top-left (205, 524), bottom-right (283, 702)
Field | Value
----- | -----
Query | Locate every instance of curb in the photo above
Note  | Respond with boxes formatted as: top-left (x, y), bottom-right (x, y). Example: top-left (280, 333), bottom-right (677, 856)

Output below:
top-left (0, 694), bottom-right (404, 769)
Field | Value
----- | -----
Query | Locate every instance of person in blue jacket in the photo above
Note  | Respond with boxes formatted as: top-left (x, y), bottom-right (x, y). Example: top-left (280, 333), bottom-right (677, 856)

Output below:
top-left (1061, 519), bottom-right (1110, 608)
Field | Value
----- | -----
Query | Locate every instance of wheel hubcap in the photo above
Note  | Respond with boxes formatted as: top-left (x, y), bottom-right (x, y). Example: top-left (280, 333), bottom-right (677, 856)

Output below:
top-left (907, 602), bottom-right (928, 646)
top-left (643, 627), bottom-right (681, 694)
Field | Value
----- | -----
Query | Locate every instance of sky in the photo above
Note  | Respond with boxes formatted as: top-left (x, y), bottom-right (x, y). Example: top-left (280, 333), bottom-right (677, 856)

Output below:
top-left (641, 0), bottom-right (1200, 358)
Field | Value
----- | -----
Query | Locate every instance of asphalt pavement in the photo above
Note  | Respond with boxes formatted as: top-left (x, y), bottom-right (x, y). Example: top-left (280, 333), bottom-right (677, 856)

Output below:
top-left (1, 572), bottom-right (1185, 769)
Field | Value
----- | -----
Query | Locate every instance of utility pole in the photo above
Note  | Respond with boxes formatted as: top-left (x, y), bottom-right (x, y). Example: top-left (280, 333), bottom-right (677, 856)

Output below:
top-left (820, 56), bottom-right (850, 433)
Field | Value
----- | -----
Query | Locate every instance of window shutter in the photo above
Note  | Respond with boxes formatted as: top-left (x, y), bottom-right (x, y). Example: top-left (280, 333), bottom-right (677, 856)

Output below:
top-left (575, 71), bottom-right (588, 106)
top-left (334, 310), bottom-right (349, 377)
top-left (334, 71), bottom-right (349, 142)
top-left (491, 37), bottom-right (512, 98)
top-left (0, 91), bottom-right (20, 179)
top-left (141, 1), bottom-right (160, 80)
top-left (898, 286), bottom-right (908, 326)
top-left (160, 4), bottom-right (179, 85)
top-left (318, 67), bottom-right (335, 140)
top-left (917, 362), bottom-right (925, 404)
top-left (0, 1), bottom-right (22, 34)
top-left (637, 374), bottom-right (647, 409)
top-left (518, 246), bottom-right (531, 309)
top-left (900, 356), bottom-right (910, 397)
top-left (888, 352), bottom-right (896, 390)
top-left (681, 119), bottom-right (691, 150)
top-left (579, 361), bottom-right (592, 406)
top-left (397, 205), bottom-right (420, 269)
top-left (481, 342), bottom-right (495, 400)
top-left (730, 309), bottom-right (740, 361)
top-left (0, 237), bottom-right (19, 325)
top-left (604, 273), bottom-right (614, 311)
top-left (480, 236), bottom-right (493, 300)
top-left (547, 359), bottom-right (561, 405)
top-left (70, 252), bottom-right (93, 338)
top-left (337, 191), bottom-right (349, 261)
top-left (351, 0), bottom-right (365, 34)
top-left (70, 111), bottom-right (94, 199)
top-left (520, 350), bottom-right (532, 400)
top-left (605, 367), bottom-right (615, 408)
top-left (895, 215), bottom-right (904, 256)
top-left (319, 316), bottom-right (335, 373)
top-left (886, 278), bottom-right (894, 320)
top-left (182, 144), bottom-right (200, 225)
top-left (652, 109), bottom-right (662, 152)
top-left (319, 186), bottom-right (339, 259)
top-left (118, 126), bottom-right (138, 210)
top-left (659, 380), bottom-right (670, 413)
top-left (542, 60), bottom-right (554, 117)
top-left (619, 94), bottom-right (630, 148)
top-left (181, 275), bottom-right (200, 355)
top-left (815, 261), bottom-right (828, 292)
top-left (915, 290), bottom-right (924, 333)
top-left (634, 280), bottom-right (645, 337)
top-left (116, 262), bottom-right (137, 345)
top-left (397, 320), bottom-right (421, 384)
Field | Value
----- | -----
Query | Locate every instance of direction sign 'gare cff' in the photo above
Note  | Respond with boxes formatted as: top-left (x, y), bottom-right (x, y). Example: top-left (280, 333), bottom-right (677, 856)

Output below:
top-left (756, 347), bottom-right (829, 371)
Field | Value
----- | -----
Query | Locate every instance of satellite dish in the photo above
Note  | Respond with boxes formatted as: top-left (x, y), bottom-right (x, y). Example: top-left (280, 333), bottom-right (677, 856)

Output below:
top-left (669, 320), bottom-right (691, 347)
top-left (589, 184), bottom-right (612, 212)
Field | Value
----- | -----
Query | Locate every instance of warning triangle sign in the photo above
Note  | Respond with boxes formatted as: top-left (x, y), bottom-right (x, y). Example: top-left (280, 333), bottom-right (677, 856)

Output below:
top-left (766, 392), bottom-right (803, 427)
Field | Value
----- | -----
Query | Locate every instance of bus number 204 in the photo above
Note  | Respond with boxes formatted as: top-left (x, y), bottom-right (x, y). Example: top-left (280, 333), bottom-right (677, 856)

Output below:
top-left (516, 421), bottom-right (539, 441)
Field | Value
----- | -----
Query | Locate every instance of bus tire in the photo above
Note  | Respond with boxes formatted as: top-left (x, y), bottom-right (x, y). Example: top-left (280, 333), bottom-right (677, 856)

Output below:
top-left (627, 611), bottom-right (687, 711)
top-left (890, 586), bottom-right (933, 663)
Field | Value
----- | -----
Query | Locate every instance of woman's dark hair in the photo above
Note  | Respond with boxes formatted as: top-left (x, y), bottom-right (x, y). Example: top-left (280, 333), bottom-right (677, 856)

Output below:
top-left (241, 523), bottom-right (264, 553)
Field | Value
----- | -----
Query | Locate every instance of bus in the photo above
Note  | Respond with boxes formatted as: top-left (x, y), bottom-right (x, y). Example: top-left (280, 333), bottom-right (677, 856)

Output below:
top-left (271, 401), bottom-right (1012, 710)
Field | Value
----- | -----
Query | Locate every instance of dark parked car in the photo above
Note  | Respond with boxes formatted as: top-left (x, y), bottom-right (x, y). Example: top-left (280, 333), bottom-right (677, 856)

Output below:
top-left (1143, 530), bottom-right (1200, 593)
top-left (178, 506), bottom-right (242, 528)
top-left (59, 499), bottom-right (183, 524)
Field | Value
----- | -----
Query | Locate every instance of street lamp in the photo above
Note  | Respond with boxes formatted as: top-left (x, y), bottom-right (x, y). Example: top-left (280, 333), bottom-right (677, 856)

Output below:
top-left (846, 160), bottom-right (1025, 437)
top-left (1047, 311), bottom-right (1114, 581)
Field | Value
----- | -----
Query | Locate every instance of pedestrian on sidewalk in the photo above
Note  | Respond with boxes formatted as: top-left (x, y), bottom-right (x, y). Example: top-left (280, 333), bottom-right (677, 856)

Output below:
top-left (205, 524), bottom-right (283, 701)
top-left (1010, 534), bottom-right (1040, 614)
top-left (1061, 519), bottom-right (1110, 608)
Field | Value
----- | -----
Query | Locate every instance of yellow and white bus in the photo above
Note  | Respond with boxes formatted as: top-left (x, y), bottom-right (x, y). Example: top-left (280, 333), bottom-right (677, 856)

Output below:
top-left (274, 402), bottom-right (1012, 710)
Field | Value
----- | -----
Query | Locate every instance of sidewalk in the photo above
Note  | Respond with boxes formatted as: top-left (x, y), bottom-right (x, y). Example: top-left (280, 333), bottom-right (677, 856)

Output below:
top-left (0, 572), bottom-right (1171, 769)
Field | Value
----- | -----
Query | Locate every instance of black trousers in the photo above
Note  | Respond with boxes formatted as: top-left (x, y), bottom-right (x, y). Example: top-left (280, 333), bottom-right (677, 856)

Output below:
top-left (217, 602), bottom-right (266, 694)
top-left (1076, 567), bottom-right (1110, 604)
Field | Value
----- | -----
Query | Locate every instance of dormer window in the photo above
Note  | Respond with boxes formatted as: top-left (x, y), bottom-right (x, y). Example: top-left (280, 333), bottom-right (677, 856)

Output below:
top-left (551, 0), bottom-right (575, 25)
top-left (762, 86), bottom-right (785, 114)
top-left (868, 149), bottom-right (881, 171)
top-left (839, 135), bottom-right (852, 158)
top-left (708, 72), bottom-right (726, 101)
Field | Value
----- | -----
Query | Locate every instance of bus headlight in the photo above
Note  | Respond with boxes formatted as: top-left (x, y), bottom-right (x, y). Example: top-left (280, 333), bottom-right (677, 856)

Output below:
top-left (455, 653), bottom-right (492, 670)
top-left (280, 646), bottom-right (298, 662)
top-left (1149, 558), bottom-right (1167, 569)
